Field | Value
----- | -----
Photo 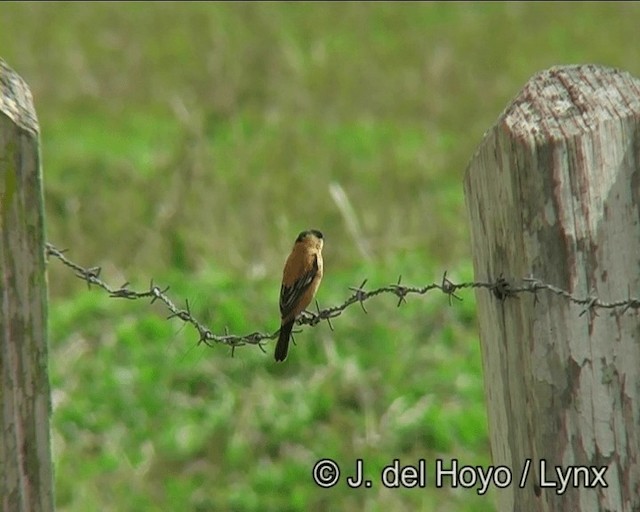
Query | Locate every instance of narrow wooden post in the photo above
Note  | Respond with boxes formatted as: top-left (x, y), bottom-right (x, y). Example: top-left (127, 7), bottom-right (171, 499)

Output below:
top-left (0, 59), bottom-right (54, 512)
top-left (464, 65), bottom-right (640, 511)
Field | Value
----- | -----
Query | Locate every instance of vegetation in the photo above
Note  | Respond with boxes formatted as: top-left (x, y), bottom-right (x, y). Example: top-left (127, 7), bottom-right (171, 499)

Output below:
top-left (2, 3), bottom-right (639, 511)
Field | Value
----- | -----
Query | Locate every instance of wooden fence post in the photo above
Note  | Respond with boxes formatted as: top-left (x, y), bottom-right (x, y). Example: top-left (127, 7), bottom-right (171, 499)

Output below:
top-left (464, 65), bottom-right (640, 511)
top-left (0, 59), bottom-right (54, 512)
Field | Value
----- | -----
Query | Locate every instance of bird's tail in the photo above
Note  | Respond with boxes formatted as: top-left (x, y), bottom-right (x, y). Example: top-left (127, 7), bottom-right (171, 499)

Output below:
top-left (275, 319), bottom-right (294, 362)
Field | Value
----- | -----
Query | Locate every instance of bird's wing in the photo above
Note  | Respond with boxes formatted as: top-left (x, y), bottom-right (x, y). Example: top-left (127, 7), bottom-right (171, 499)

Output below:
top-left (280, 254), bottom-right (319, 319)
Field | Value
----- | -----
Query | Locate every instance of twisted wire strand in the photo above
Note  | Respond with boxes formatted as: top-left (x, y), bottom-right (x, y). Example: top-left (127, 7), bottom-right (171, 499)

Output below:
top-left (45, 243), bottom-right (640, 351)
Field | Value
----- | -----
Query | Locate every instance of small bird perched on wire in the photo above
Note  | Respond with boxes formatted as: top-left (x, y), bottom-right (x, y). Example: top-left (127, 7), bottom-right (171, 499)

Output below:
top-left (275, 229), bottom-right (324, 362)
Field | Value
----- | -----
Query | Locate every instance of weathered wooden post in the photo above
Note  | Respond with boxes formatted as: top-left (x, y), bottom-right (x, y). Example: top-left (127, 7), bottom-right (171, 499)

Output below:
top-left (464, 65), bottom-right (640, 511)
top-left (0, 59), bottom-right (54, 511)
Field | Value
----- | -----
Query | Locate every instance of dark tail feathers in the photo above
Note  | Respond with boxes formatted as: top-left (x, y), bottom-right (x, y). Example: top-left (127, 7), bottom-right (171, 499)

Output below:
top-left (275, 319), bottom-right (294, 362)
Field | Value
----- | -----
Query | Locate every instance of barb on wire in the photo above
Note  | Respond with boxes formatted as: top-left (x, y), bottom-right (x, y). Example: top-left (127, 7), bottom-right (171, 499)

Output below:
top-left (45, 243), bottom-right (640, 351)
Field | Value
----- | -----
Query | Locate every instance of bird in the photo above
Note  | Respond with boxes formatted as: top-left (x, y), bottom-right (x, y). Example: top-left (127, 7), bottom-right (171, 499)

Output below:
top-left (275, 229), bottom-right (324, 362)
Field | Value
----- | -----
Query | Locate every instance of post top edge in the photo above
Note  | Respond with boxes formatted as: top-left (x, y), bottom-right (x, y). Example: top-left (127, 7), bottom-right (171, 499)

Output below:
top-left (0, 59), bottom-right (39, 135)
top-left (498, 64), bottom-right (640, 142)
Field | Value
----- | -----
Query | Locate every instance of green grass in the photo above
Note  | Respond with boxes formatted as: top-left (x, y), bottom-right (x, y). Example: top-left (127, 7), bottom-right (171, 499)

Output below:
top-left (3, 2), bottom-right (640, 511)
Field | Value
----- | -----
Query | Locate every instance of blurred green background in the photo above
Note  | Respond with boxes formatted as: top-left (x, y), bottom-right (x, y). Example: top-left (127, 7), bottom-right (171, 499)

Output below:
top-left (2, 3), bottom-right (640, 511)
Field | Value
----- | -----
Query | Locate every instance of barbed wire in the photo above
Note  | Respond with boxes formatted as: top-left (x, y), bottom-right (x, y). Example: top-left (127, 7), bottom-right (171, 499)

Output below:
top-left (45, 242), bottom-right (640, 352)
